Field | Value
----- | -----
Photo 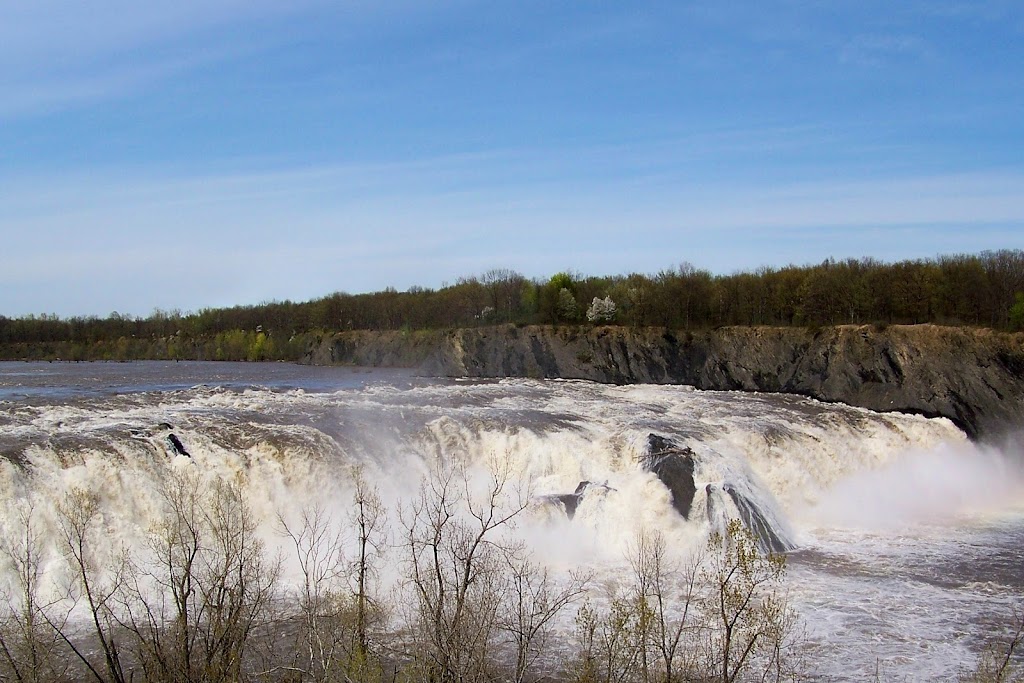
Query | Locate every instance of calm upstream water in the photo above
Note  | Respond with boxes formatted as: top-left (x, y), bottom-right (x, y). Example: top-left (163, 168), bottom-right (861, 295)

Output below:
top-left (1, 360), bottom-right (1022, 680)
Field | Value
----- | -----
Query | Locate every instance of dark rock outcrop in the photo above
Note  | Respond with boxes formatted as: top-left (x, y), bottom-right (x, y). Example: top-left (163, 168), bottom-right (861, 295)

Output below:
top-left (705, 484), bottom-right (720, 524)
top-left (129, 423), bottom-right (191, 457)
top-left (641, 434), bottom-right (697, 519)
top-left (167, 433), bottom-right (191, 458)
top-left (723, 484), bottom-right (790, 553)
top-left (304, 324), bottom-right (1024, 440)
top-left (543, 481), bottom-right (614, 520)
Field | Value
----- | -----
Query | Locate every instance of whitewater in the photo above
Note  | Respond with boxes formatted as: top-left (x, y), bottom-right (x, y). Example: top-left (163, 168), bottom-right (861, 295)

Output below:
top-left (1, 360), bottom-right (1022, 680)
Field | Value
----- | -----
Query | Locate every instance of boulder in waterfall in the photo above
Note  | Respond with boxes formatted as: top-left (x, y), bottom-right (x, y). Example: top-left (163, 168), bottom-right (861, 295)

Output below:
top-left (167, 433), bottom-right (191, 458)
top-left (543, 480), bottom-right (615, 520)
top-left (641, 434), bottom-right (697, 519)
top-left (722, 484), bottom-right (791, 553)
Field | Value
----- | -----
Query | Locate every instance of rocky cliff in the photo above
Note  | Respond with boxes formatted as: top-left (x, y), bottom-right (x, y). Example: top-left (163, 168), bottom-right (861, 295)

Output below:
top-left (303, 324), bottom-right (1024, 440)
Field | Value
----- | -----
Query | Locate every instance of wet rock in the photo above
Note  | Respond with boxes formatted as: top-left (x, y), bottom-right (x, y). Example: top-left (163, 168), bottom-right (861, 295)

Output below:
top-left (723, 484), bottom-right (791, 553)
top-left (641, 434), bottom-right (697, 519)
top-left (544, 480), bottom-right (614, 520)
top-left (167, 433), bottom-right (191, 458)
top-left (705, 483), bottom-right (719, 524)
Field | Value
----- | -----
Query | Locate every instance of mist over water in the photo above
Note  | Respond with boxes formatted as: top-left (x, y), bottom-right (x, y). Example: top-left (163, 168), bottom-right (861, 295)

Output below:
top-left (800, 440), bottom-right (1024, 530)
top-left (1, 361), bottom-right (1022, 681)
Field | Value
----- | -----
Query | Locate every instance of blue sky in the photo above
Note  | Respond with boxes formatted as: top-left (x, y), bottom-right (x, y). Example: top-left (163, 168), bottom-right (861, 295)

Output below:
top-left (2, 1), bottom-right (1023, 318)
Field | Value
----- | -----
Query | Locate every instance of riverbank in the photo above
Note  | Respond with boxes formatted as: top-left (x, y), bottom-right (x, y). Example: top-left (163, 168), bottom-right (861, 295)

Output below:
top-left (304, 324), bottom-right (1024, 440)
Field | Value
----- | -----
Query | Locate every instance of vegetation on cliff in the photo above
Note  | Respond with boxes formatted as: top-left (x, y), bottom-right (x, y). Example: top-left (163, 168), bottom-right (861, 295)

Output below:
top-left (2, 249), bottom-right (1023, 361)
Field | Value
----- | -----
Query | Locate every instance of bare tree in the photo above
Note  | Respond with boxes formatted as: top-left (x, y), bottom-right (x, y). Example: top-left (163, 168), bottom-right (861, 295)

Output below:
top-left (571, 521), bottom-right (799, 683)
top-left (349, 467), bottom-right (387, 666)
top-left (277, 503), bottom-right (350, 682)
top-left (399, 454), bottom-right (530, 683)
top-left (115, 470), bottom-right (279, 683)
top-left (184, 477), bottom-right (279, 681)
top-left (51, 487), bottom-right (131, 683)
top-left (960, 605), bottom-right (1024, 683)
top-left (120, 469), bottom-right (205, 682)
top-left (627, 530), bottom-right (701, 683)
top-left (0, 498), bottom-right (69, 683)
top-left (45, 469), bottom-right (281, 683)
top-left (500, 552), bottom-right (588, 683)
top-left (275, 466), bottom-right (387, 683)
top-left (569, 530), bottom-right (701, 683)
top-left (480, 269), bottom-right (527, 323)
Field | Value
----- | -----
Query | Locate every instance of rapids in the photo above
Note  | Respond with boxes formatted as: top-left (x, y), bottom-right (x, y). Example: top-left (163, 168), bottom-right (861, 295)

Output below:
top-left (1, 361), bottom-right (1021, 680)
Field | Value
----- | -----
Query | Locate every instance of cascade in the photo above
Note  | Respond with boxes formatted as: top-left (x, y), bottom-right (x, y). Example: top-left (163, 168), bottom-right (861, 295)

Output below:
top-left (5, 364), bottom-right (1018, 680)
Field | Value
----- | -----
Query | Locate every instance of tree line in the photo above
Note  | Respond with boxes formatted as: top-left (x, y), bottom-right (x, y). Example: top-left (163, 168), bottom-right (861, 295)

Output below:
top-left (2, 250), bottom-right (1023, 361)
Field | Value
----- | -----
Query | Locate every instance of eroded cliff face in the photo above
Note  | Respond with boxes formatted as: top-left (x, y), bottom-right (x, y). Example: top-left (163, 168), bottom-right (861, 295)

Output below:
top-left (303, 324), bottom-right (1024, 440)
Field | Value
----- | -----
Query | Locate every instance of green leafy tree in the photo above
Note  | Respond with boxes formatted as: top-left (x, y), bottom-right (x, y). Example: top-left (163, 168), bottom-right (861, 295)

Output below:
top-left (1010, 293), bottom-right (1024, 331)
top-left (701, 520), bottom-right (792, 683)
top-left (557, 288), bottom-right (580, 322)
top-left (537, 272), bottom-right (579, 324)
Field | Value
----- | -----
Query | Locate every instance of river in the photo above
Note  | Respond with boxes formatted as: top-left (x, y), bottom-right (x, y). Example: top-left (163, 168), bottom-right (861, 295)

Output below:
top-left (1, 361), bottom-right (1021, 680)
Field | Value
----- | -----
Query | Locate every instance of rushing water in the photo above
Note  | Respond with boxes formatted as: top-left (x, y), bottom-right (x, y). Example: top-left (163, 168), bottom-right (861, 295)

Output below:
top-left (1, 360), bottom-right (1022, 680)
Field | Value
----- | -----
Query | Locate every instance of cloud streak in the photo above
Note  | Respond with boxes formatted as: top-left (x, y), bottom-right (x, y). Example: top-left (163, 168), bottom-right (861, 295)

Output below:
top-left (0, 0), bottom-right (333, 119)
top-left (0, 53), bottom-right (220, 119)
top-left (2, 2), bottom-right (1022, 317)
top-left (2, 150), bottom-right (1022, 317)
top-left (0, 1), bottom-right (319, 67)
top-left (839, 34), bottom-right (934, 67)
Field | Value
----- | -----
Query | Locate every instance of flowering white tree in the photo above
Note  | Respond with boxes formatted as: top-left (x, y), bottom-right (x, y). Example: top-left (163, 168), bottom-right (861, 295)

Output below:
top-left (586, 296), bottom-right (617, 323)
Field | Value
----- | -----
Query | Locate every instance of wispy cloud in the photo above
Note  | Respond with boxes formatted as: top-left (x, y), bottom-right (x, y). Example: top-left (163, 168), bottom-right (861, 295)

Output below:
top-left (2, 149), bottom-right (1022, 316)
top-left (0, 52), bottom-right (216, 119)
top-left (1, 2), bottom-right (1021, 316)
top-left (0, 1), bottom-right (318, 67)
top-left (840, 33), bottom-right (934, 68)
top-left (0, 0), bottom-right (329, 119)
top-left (911, 0), bottom-right (1023, 24)
top-left (4, 147), bottom-right (1023, 230)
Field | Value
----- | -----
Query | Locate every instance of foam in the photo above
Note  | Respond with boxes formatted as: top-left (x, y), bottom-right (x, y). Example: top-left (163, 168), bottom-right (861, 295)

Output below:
top-left (0, 375), bottom-right (1017, 680)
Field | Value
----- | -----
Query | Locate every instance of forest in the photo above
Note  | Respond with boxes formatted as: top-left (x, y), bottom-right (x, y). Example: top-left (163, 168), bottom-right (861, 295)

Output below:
top-left (2, 250), bottom-right (1023, 361)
